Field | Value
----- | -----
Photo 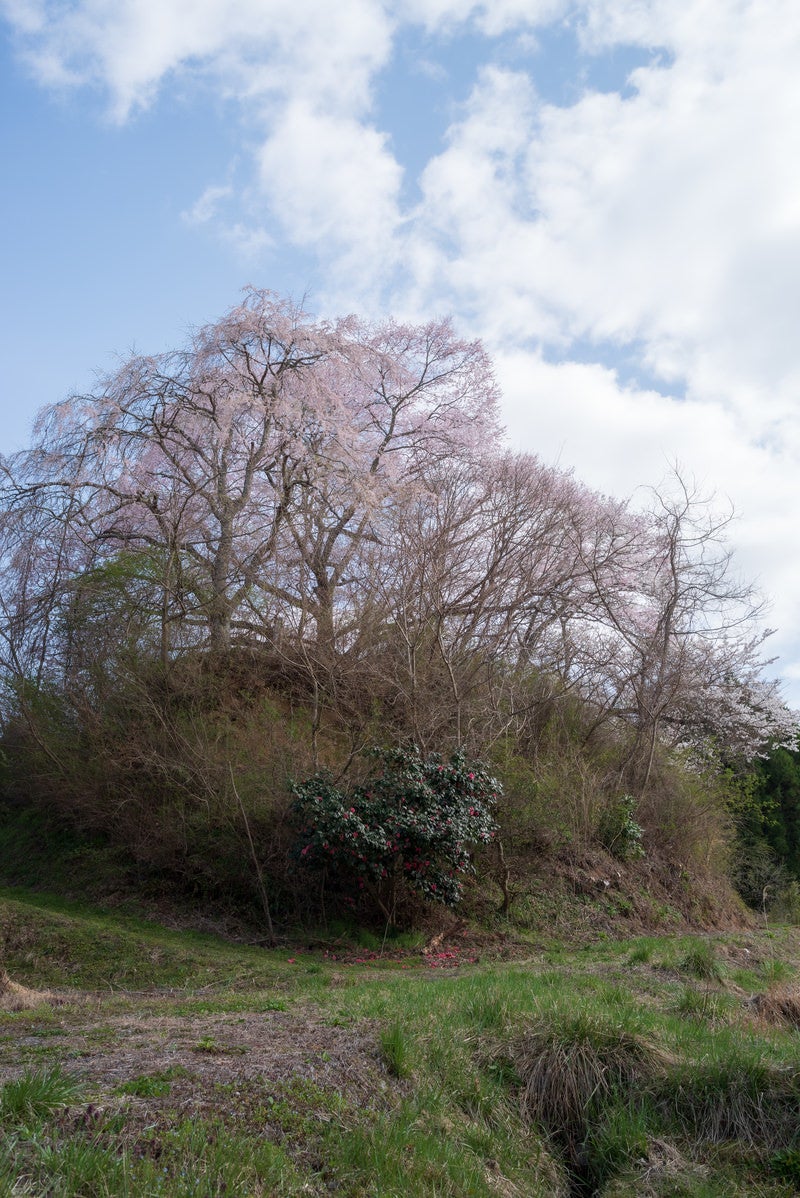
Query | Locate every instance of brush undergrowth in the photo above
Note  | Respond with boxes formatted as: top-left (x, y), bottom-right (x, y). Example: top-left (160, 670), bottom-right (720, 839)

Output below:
top-left (1, 891), bottom-right (800, 1196)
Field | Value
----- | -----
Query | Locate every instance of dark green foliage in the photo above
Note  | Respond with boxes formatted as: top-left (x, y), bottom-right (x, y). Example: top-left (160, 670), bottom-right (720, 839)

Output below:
top-left (754, 749), bottom-right (800, 878)
top-left (598, 793), bottom-right (646, 861)
top-left (771, 1147), bottom-right (800, 1186)
top-left (290, 746), bottom-right (498, 917)
top-left (731, 746), bottom-right (800, 909)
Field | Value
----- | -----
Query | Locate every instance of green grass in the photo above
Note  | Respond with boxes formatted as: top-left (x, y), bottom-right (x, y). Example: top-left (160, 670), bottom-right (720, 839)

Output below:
top-left (0, 886), bottom-right (289, 991)
top-left (2, 890), bottom-right (800, 1196)
top-left (678, 937), bottom-right (724, 982)
top-left (0, 1065), bottom-right (84, 1126)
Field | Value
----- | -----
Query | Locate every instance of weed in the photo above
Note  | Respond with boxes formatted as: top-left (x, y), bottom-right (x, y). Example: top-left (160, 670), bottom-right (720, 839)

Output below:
top-left (657, 1051), bottom-right (800, 1149)
top-left (380, 1022), bottom-right (411, 1078)
top-left (463, 981), bottom-right (513, 1034)
top-left (172, 995), bottom-right (288, 1016)
top-left (191, 1036), bottom-right (247, 1055)
top-left (771, 1146), bottom-right (800, 1186)
top-left (675, 986), bottom-right (726, 1023)
top-left (750, 984), bottom-right (800, 1029)
top-left (626, 942), bottom-right (653, 965)
top-left (583, 1104), bottom-right (651, 1191)
top-left (0, 1065), bottom-right (83, 1126)
top-left (679, 939), bottom-right (723, 982)
top-left (760, 957), bottom-right (794, 986)
top-left (115, 1073), bottom-right (174, 1098)
top-left (34, 1134), bottom-right (144, 1196)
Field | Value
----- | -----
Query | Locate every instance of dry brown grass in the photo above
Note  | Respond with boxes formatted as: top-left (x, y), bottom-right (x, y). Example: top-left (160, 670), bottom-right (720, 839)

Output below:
top-left (601, 1138), bottom-right (708, 1197)
top-left (514, 1012), bottom-right (668, 1161)
top-left (0, 968), bottom-right (57, 1012)
top-left (749, 983), bottom-right (800, 1029)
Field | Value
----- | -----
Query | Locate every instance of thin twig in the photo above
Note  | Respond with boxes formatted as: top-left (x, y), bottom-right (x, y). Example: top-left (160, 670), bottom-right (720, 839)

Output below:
top-left (229, 763), bottom-right (276, 946)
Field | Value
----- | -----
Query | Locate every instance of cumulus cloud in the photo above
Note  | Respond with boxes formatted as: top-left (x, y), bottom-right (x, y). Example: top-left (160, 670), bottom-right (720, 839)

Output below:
top-left (256, 101), bottom-right (404, 284)
top-left (1, 0), bottom-right (394, 119)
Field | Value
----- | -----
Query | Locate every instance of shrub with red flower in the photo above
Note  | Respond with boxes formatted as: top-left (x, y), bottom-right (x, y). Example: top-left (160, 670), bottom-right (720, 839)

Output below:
top-left (290, 746), bottom-right (498, 920)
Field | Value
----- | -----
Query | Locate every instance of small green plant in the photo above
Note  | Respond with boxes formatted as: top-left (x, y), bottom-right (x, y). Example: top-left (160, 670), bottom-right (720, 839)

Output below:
top-left (380, 1022), bottom-right (411, 1079)
top-left (679, 939), bottom-right (723, 982)
top-left (598, 794), bottom-right (645, 861)
top-left (0, 1065), bottom-right (83, 1126)
top-left (116, 1073), bottom-right (173, 1098)
top-left (192, 1036), bottom-right (220, 1053)
top-left (771, 1146), bottom-right (800, 1186)
top-left (626, 941), bottom-right (654, 966)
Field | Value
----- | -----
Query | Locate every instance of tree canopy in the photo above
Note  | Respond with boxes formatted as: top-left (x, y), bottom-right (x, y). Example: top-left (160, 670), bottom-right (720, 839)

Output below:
top-left (0, 290), bottom-right (796, 923)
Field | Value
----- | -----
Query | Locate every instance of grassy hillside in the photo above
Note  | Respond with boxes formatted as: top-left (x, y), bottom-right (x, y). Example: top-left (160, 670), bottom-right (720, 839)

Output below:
top-left (2, 889), bottom-right (800, 1196)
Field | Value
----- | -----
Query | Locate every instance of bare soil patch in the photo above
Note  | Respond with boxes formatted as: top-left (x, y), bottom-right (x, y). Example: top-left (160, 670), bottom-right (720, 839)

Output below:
top-left (0, 999), bottom-right (393, 1113)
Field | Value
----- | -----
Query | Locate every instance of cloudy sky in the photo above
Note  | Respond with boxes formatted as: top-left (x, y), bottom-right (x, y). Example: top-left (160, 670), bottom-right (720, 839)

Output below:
top-left (2, 0), bottom-right (800, 700)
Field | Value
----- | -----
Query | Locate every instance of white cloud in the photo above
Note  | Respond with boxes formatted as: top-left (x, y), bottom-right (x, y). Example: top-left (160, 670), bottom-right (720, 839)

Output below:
top-left (406, 4), bottom-right (800, 401)
top-left (396, 0), bottom-right (569, 35)
top-left (256, 102), bottom-right (403, 268)
top-left (181, 184), bottom-right (233, 226)
top-left (2, 0), bottom-right (394, 120)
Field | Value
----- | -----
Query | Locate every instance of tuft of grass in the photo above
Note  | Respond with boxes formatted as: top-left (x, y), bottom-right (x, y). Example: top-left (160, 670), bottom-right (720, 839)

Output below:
top-left (191, 1036), bottom-right (247, 1056)
top-left (750, 984), bottom-right (800, 1030)
top-left (656, 1050), bottom-right (800, 1150)
top-left (115, 1072), bottom-right (174, 1098)
top-left (583, 1104), bottom-right (651, 1192)
top-left (0, 1065), bottom-right (84, 1127)
top-left (380, 1022), bottom-right (411, 1079)
top-left (515, 1011), bottom-right (665, 1161)
top-left (626, 941), bottom-right (655, 966)
top-left (601, 1142), bottom-right (727, 1197)
top-left (679, 939), bottom-right (723, 982)
top-left (771, 1146), bottom-right (800, 1187)
top-left (463, 981), bottom-right (514, 1034)
top-left (675, 985), bottom-right (730, 1025)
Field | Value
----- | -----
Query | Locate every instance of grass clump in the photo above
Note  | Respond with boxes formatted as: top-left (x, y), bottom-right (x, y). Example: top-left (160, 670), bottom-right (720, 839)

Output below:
top-left (0, 1065), bottom-right (83, 1127)
top-left (770, 1146), bottom-right (800, 1187)
top-left (678, 939), bottom-right (723, 982)
top-left (116, 1072), bottom-right (175, 1098)
top-left (514, 1008), bottom-right (666, 1191)
top-left (749, 984), bottom-right (800, 1030)
top-left (657, 1050), bottom-right (800, 1150)
top-left (625, 939), bottom-right (656, 966)
top-left (380, 1022), bottom-right (411, 1079)
top-left (674, 986), bottom-right (732, 1025)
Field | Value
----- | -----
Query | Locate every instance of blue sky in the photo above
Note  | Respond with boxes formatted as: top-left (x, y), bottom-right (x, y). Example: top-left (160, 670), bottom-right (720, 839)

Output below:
top-left (2, 0), bottom-right (800, 703)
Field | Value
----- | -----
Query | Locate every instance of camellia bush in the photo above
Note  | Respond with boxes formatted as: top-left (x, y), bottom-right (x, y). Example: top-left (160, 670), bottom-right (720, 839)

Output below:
top-left (290, 746), bottom-right (499, 921)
